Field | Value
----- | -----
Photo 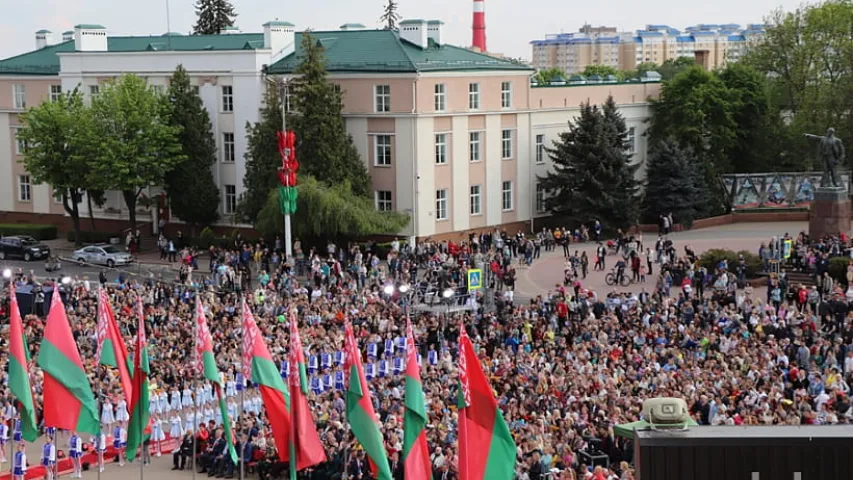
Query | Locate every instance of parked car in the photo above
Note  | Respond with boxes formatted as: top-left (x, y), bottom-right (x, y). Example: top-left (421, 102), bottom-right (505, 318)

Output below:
top-left (72, 244), bottom-right (134, 268)
top-left (0, 235), bottom-right (51, 261)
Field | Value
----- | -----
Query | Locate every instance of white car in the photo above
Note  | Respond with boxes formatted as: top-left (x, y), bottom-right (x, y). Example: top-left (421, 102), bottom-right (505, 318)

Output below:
top-left (72, 244), bottom-right (134, 268)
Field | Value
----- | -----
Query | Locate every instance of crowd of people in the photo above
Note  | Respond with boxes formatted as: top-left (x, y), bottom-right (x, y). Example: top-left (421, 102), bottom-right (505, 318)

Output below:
top-left (1, 224), bottom-right (852, 480)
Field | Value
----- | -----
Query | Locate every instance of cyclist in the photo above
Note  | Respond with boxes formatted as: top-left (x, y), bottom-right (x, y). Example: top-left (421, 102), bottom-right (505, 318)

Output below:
top-left (615, 256), bottom-right (627, 286)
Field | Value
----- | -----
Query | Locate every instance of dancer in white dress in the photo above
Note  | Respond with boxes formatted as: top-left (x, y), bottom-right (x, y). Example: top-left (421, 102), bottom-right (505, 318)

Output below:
top-left (100, 400), bottom-right (115, 429)
top-left (184, 411), bottom-right (195, 431)
top-left (91, 431), bottom-right (106, 473)
top-left (170, 389), bottom-right (182, 412)
top-left (148, 395), bottom-right (159, 416)
top-left (150, 415), bottom-right (166, 457)
top-left (225, 378), bottom-right (236, 397)
top-left (194, 386), bottom-right (204, 408)
top-left (181, 388), bottom-right (192, 410)
top-left (169, 414), bottom-right (183, 439)
top-left (115, 398), bottom-right (129, 423)
top-left (158, 391), bottom-right (169, 413)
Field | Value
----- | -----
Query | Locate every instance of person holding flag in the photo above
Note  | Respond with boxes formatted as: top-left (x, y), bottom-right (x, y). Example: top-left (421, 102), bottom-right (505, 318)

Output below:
top-left (114, 421), bottom-right (127, 467)
top-left (125, 297), bottom-right (151, 465)
top-left (41, 435), bottom-right (56, 480)
top-left (403, 319), bottom-right (431, 480)
top-left (92, 430), bottom-right (107, 472)
top-left (69, 430), bottom-right (83, 478)
top-left (8, 283), bottom-right (38, 443)
top-left (0, 414), bottom-right (8, 463)
top-left (344, 320), bottom-right (392, 480)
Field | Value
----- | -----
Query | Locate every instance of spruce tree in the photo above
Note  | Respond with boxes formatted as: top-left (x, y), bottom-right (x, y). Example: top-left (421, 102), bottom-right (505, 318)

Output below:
top-left (381, 0), bottom-right (401, 30)
top-left (239, 84), bottom-right (283, 223)
top-left (538, 101), bottom-right (638, 231)
top-left (641, 140), bottom-right (703, 226)
top-left (164, 65), bottom-right (220, 231)
top-left (288, 32), bottom-right (371, 197)
top-left (193, 0), bottom-right (237, 35)
top-left (602, 95), bottom-right (641, 226)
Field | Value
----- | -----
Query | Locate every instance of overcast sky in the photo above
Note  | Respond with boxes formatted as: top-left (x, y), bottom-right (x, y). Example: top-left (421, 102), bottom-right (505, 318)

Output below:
top-left (1, 0), bottom-right (806, 61)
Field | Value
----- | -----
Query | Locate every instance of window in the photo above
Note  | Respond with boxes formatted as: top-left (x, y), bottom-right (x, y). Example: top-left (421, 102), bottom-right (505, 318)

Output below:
top-left (468, 83), bottom-right (480, 109)
top-left (374, 85), bottom-right (390, 112)
top-left (223, 185), bottom-right (236, 214)
top-left (152, 85), bottom-right (165, 95)
top-left (191, 85), bottom-right (200, 95)
top-left (284, 88), bottom-right (293, 112)
top-left (469, 185), bottom-right (482, 215)
top-left (14, 129), bottom-right (26, 155)
top-left (626, 126), bottom-right (636, 153)
top-left (501, 129), bottom-right (513, 159)
top-left (535, 134), bottom-right (546, 164)
top-left (222, 133), bottom-right (235, 162)
top-left (434, 84), bottom-right (446, 112)
top-left (221, 85), bottom-right (234, 112)
top-left (12, 84), bottom-right (26, 109)
top-left (50, 85), bottom-right (62, 102)
top-left (53, 188), bottom-right (64, 204)
top-left (501, 181), bottom-right (513, 211)
top-left (435, 134), bottom-right (447, 165)
top-left (18, 175), bottom-right (31, 202)
top-left (501, 81), bottom-right (512, 109)
top-left (374, 135), bottom-right (392, 166)
top-left (435, 189), bottom-right (448, 221)
top-left (89, 85), bottom-right (99, 97)
top-left (375, 191), bottom-right (392, 211)
top-left (469, 132), bottom-right (481, 162)
top-left (536, 184), bottom-right (546, 213)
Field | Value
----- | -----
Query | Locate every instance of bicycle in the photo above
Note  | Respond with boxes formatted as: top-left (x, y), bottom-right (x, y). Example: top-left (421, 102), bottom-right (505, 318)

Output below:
top-left (605, 268), bottom-right (631, 287)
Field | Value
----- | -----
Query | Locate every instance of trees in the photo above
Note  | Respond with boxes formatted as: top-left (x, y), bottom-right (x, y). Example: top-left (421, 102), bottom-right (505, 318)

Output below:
top-left (641, 140), bottom-right (706, 225)
top-left (582, 64), bottom-right (618, 79)
top-left (538, 100), bottom-right (639, 230)
top-left (533, 68), bottom-right (564, 84)
top-left (255, 175), bottom-right (409, 240)
top-left (89, 74), bottom-right (184, 234)
top-left (193, 0), bottom-right (237, 35)
top-left (380, 0), bottom-right (400, 30)
top-left (164, 65), bottom-right (220, 232)
top-left (239, 82), bottom-right (283, 224)
top-left (17, 89), bottom-right (93, 246)
top-left (602, 96), bottom-right (641, 223)
top-left (288, 32), bottom-right (371, 197)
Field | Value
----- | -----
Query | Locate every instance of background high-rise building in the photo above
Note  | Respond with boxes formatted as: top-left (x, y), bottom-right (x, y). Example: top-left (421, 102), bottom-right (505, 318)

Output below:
top-left (531, 23), bottom-right (766, 75)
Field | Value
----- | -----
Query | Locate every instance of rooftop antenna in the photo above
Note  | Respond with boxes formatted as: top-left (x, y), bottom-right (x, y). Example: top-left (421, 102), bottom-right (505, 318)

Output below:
top-left (165, 0), bottom-right (172, 49)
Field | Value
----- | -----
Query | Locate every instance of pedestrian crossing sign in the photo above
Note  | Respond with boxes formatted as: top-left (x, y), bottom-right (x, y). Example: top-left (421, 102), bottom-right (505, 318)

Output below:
top-left (468, 269), bottom-right (483, 291)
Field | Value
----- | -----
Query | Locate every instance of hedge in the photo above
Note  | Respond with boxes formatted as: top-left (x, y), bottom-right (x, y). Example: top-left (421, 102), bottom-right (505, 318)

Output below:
top-left (828, 256), bottom-right (851, 286)
top-left (698, 249), bottom-right (762, 278)
top-left (66, 230), bottom-right (120, 243)
top-left (0, 224), bottom-right (58, 240)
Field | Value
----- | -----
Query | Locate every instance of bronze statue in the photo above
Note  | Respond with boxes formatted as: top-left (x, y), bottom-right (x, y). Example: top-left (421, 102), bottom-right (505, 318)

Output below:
top-left (805, 127), bottom-right (845, 188)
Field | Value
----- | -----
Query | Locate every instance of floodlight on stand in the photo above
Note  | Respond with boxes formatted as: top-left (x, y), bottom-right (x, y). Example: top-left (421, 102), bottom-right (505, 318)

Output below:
top-left (442, 288), bottom-right (454, 299)
top-left (61, 276), bottom-right (72, 285)
top-left (383, 284), bottom-right (395, 295)
top-left (2, 268), bottom-right (11, 279)
top-left (398, 284), bottom-right (410, 294)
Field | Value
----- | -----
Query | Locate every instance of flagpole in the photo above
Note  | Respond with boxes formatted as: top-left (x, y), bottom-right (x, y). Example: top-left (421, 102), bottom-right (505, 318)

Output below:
top-left (8, 417), bottom-right (14, 479)
top-left (96, 285), bottom-right (103, 480)
top-left (191, 293), bottom-right (198, 480)
top-left (239, 296), bottom-right (245, 480)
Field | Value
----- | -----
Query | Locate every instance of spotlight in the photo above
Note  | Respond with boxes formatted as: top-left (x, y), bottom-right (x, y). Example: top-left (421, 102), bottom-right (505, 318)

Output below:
top-left (398, 284), bottom-right (410, 294)
top-left (442, 288), bottom-right (454, 299)
top-left (2, 268), bottom-right (11, 279)
top-left (61, 276), bottom-right (72, 285)
top-left (383, 284), bottom-right (395, 296)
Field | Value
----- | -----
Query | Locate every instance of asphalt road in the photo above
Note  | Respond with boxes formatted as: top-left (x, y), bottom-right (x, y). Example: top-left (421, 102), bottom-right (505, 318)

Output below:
top-left (0, 257), bottom-right (184, 285)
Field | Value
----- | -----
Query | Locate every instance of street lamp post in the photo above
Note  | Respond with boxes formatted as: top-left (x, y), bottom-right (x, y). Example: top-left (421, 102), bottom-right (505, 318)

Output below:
top-left (280, 79), bottom-right (293, 261)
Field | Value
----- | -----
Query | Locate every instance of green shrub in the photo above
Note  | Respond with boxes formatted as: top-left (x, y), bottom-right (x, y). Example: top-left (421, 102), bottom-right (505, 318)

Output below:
top-left (196, 227), bottom-right (217, 249)
top-left (66, 230), bottom-right (119, 243)
top-left (0, 224), bottom-right (58, 240)
top-left (698, 248), bottom-right (762, 278)
top-left (828, 256), bottom-right (850, 286)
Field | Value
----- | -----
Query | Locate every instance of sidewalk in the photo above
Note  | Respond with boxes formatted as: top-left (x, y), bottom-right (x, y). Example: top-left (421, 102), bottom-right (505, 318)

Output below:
top-left (44, 238), bottom-right (181, 266)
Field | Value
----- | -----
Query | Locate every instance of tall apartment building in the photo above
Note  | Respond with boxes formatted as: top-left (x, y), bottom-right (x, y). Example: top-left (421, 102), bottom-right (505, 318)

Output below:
top-left (532, 23), bottom-right (766, 75)
top-left (0, 19), bottom-right (660, 240)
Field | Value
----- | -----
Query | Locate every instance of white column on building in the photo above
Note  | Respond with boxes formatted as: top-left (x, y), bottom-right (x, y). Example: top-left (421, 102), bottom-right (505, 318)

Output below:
top-left (415, 117), bottom-right (436, 237)
top-left (484, 114), bottom-right (502, 226)
top-left (450, 116), bottom-right (469, 232)
top-left (394, 117), bottom-right (417, 238)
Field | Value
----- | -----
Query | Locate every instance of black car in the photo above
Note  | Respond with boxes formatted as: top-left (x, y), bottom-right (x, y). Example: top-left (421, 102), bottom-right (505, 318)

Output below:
top-left (0, 235), bottom-right (51, 261)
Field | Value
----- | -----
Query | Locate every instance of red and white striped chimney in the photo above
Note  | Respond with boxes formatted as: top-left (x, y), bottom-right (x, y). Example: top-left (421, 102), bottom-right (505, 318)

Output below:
top-left (472, 0), bottom-right (486, 52)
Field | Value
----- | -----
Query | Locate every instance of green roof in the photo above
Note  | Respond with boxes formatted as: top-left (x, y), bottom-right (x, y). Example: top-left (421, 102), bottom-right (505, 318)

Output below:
top-left (399, 19), bottom-right (426, 25)
top-left (74, 24), bottom-right (105, 30)
top-left (0, 33), bottom-right (266, 76)
top-left (222, 26), bottom-right (240, 30)
top-left (36, 30), bottom-right (52, 34)
top-left (162, 32), bottom-right (183, 36)
top-left (340, 23), bottom-right (366, 28)
top-left (427, 20), bottom-right (444, 25)
top-left (263, 21), bottom-right (294, 27)
top-left (62, 31), bottom-right (73, 35)
top-left (268, 30), bottom-right (533, 74)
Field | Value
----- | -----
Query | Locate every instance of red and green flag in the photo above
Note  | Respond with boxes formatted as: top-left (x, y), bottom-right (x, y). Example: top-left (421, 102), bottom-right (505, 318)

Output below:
top-left (125, 298), bottom-right (150, 462)
top-left (287, 309), bottom-right (326, 479)
top-left (195, 298), bottom-right (238, 464)
top-left (8, 283), bottom-right (38, 442)
top-left (37, 289), bottom-right (99, 435)
top-left (96, 288), bottom-right (133, 401)
top-left (240, 298), bottom-right (292, 463)
top-left (457, 325), bottom-right (516, 480)
top-left (344, 321), bottom-right (392, 480)
top-left (403, 319), bottom-right (431, 480)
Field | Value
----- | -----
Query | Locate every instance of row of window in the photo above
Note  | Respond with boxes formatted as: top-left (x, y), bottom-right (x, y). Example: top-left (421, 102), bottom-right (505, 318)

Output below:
top-left (375, 81), bottom-right (514, 113)
top-left (12, 84), bottom-right (238, 112)
top-left (377, 183), bottom-right (550, 219)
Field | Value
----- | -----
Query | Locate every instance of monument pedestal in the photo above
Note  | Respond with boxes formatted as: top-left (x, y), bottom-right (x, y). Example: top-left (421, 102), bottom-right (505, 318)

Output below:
top-left (809, 187), bottom-right (850, 239)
